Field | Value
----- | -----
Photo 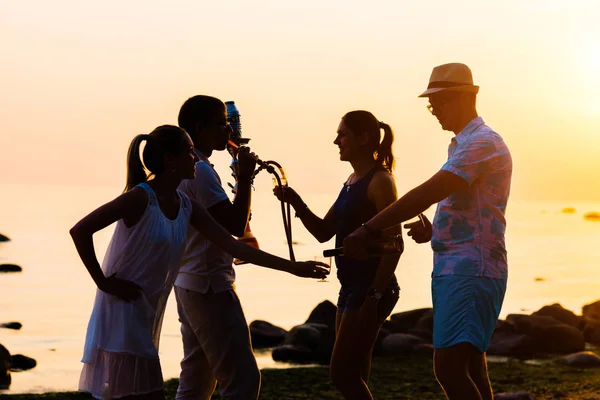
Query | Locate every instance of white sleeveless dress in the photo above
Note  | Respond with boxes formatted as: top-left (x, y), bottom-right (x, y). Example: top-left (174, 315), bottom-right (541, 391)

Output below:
top-left (79, 183), bottom-right (192, 399)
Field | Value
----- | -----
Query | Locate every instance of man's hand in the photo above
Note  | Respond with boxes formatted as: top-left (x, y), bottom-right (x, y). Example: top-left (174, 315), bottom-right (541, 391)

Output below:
top-left (342, 225), bottom-right (371, 260)
top-left (98, 273), bottom-right (142, 302)
top-left (237, 147), bottom-right (258, 180)
top-left (403, 214), bottom-right (432, 244)
top-left (288, 261), bottom-right (330, 279)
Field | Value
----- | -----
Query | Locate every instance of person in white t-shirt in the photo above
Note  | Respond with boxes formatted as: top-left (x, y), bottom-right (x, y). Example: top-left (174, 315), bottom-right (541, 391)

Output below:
top-left (174, 95), bottom-right (300, 400)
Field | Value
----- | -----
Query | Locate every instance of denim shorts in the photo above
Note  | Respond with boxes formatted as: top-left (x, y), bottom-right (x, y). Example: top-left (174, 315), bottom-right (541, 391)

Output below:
top-left (337, 286), bottom-right (400, 322)
top-left (432, 275), bottom-right (507, 353)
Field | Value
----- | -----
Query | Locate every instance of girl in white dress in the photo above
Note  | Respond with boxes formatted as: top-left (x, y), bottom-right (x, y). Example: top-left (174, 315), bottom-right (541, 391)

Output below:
top-left (70, 125), bottom-right (328, 400)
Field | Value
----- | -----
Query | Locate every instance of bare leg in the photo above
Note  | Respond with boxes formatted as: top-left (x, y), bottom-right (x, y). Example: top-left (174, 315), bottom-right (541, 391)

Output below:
top-left (361, 347), bottom-right (374, 384)
top-left (335, 311), bottom-right (344, 336)
top-left (469, 351), bottom-right (493, 400)
top-left (434, 342), bottom-right (482, 400)
top-left (330, 312), bottom-right (383, 400)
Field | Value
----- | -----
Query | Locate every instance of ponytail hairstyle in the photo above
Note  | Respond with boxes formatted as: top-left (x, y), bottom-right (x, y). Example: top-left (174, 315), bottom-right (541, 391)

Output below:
top-left (377, 121), bottom-right (395, 173)
top-left (124, 125), bottom-right (189, 192)
top-left (341, 110), bottom-right (396, 172)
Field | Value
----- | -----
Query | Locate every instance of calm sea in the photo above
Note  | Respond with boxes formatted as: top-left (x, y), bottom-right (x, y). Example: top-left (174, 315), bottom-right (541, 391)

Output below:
top-left (1, 182), bottom-right (599, 394)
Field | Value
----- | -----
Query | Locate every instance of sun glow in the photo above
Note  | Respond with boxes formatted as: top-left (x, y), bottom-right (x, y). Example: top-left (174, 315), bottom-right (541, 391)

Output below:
top-left (580, 55), bottom-right (600, 115)
top-left (574, 34), bottom-right (600, 115)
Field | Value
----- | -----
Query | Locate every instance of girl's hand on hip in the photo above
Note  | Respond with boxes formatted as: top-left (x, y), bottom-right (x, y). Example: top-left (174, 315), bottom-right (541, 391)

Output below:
top-left (99, 273), bottom-right (142, 302)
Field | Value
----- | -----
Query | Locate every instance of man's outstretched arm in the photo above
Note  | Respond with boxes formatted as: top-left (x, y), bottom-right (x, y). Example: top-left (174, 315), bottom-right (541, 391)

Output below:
top-left (366, 170), bottom-right (467, 231)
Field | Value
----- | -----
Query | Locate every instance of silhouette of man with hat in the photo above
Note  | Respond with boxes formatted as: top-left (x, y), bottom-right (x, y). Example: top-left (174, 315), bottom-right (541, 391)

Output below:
top-left (344, 63), bottom-right (513, 400)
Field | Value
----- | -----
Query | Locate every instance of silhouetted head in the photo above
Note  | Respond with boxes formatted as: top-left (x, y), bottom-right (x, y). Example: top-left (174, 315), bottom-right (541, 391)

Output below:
top-left (334, 110), bottom-right (395, 172)
top-left (178, 95), bottom-right (231, 154)
top-left (426, 91), bottom-right (478, 133)
top-left (420, 63), bottom-right (479, 133)
top-left (124, 125), bottom-right (198, 192)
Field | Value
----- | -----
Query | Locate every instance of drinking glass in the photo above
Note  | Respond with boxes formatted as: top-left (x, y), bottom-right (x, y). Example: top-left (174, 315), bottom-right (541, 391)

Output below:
top-left (314, 256), bottom-right (332, 282)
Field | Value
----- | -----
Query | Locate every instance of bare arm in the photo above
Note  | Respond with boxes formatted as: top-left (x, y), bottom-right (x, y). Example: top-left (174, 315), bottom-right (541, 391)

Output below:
top-left (343, 170), bottom-right (467, 259)
top-left (273, 186), bottom-right (336, 243)
top-left (190, 200), bottom-right (328, 278)
top-left (207, 176), bottom-right (252, 237)
top-left (367, 172), bottom-right (402, 292)
top-left (184, 150), bottom-right (255, 238)
top-left (365, 170), bottom-right (467, 232)
top-left (69, 187), bottom-right (146, 299)
top-left (218, 147), bottom-right (257, 236)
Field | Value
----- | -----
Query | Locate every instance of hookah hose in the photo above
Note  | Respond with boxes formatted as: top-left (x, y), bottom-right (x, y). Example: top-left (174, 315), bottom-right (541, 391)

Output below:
top-left (229, 141), bottom-right (296, 261)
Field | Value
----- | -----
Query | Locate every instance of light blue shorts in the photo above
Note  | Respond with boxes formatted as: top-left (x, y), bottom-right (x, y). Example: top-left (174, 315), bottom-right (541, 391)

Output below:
top-left (431, 275), bottom-right (507, 353)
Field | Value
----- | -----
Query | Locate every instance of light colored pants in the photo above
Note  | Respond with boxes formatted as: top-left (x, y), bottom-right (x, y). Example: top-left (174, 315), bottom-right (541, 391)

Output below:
top-left (174, 286), bottom-right (260, 400)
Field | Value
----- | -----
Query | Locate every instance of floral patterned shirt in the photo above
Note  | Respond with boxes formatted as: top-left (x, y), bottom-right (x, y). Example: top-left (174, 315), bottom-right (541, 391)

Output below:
top-left (431, 117), bottom-right (512, 279)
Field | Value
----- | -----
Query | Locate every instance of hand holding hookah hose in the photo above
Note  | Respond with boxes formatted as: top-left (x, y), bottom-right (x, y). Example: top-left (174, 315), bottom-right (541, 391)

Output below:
top-left (228, 140), bottom-right (296, 261)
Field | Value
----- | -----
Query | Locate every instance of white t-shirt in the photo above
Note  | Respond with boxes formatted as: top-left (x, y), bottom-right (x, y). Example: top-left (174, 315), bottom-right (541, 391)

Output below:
top-left (175, 155), bottom-right (235, 293)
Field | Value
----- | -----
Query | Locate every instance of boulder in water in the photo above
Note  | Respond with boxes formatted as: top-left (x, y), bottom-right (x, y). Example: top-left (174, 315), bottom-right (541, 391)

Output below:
top-left (0, 264), bottom-right (22, 273)
top-left (584, 211), bottom-right (600, 221)
top-left (535, 324), bottom-right (585, 354)
top-left (283, 322), bottom-right (335, 364)
top-left (583, 317), bottom-right (600, 345)
top-left (0, 322), bottom-right (22, 330)
top-left (414, 309), bottom-right (434, 332)
top-left (382, 318), bottom-right (406, 334)
top-left (561, 351), bottom-right (600, 367)
top-left (406, 328), bottom-right (433, 343)
top-left (412, 343), bottom-right (434, 356)
top-left (494, 319), bottom-right (518, 335)
top-left (0, 344), bottom-right (11, 389)
top-left (582, 300), bottom-right (600, 320)
top-left (388, 308), bottom-right (432, 332)
top-left (0, 234), bottom-right (9, 242)
top-left (532, 303), bottom-right (582, 329)
top-left (305, 300), bottom-right (337, 329)
top-left (506, 314), bottom-right (562, 335)
top-left (373, 328), bottom-right (391, 356)
top-left (488, 332), bottom-right (535, 358)
top-left (502, 314), bottom-right (585, 355)
top-left (284, 323), bottom-right (328, 350)
top-left (249, 320), bottom-right (287, 349)
top-left (272, 344), bottom-right (314, 364)
top-left (380, 333), bottom-right (426, 356)
top-left (10, 354), bottom-right (37, 371)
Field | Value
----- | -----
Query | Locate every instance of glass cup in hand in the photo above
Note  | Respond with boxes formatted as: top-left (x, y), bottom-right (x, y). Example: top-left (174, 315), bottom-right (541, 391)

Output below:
top-left (314, 256), bottom-right (332, 282)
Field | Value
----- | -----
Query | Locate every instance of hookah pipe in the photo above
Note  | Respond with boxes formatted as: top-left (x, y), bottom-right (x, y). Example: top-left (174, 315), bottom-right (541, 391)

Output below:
top-left (225, 101), bottom-right (296, 262)
top-left (227, 140), bottom-right (296, 262)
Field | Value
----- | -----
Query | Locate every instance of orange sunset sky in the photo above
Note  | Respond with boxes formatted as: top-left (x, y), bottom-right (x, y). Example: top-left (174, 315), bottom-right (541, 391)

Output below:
top-left (1, 0), bottom-right (599, 202)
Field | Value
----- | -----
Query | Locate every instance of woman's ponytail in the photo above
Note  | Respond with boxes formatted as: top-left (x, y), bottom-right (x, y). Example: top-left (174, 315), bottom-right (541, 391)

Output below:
top-left (376, 122), bottom-right (395, 172)
top-left (124, 134), bottom-right (148, 193)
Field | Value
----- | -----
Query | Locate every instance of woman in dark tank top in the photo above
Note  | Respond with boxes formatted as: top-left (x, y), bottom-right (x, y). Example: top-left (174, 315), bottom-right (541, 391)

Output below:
top-left (274, 110), bottom-right (401, 400)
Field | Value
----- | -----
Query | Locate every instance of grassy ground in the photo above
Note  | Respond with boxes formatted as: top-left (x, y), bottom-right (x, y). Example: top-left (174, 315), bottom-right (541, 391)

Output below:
top-left (2, 355), bottom-right (600, 399)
